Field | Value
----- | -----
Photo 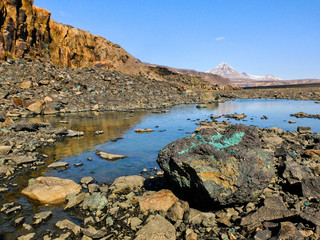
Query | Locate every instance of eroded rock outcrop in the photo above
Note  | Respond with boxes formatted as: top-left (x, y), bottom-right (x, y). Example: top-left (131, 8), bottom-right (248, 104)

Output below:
top-left (157, 125), bottom-right (275, 207)
top-left (0, 0), bottom-right (146, 75)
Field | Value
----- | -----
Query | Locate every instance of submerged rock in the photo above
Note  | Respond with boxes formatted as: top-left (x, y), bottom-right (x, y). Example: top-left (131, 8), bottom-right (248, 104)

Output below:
top-left (21, 177), bottom-right (81, 204)
top-left (157, 125), bottom-right (274, 207)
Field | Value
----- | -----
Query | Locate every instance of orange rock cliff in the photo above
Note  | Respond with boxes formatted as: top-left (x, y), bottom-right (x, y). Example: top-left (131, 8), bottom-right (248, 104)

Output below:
top-left (0, 0), bottom-right (147, 75)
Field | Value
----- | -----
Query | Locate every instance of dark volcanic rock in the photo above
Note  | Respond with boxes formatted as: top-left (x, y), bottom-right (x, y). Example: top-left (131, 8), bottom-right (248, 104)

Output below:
top-left (157, 125), bottom-right (275, 207)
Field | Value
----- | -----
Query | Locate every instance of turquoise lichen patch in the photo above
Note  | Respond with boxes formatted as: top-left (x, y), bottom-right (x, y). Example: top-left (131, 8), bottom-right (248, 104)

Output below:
top-left (178, 132), bottom-right (245, 155)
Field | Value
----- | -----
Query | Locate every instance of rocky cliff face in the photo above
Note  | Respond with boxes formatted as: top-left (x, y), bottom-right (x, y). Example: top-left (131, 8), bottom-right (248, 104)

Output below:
top-left (0, 0), bottom-right (148, 76)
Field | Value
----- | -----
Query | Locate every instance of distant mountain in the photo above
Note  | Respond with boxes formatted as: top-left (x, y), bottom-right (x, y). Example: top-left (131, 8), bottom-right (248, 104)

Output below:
top-left (207, 62), bottom-right (281, 82)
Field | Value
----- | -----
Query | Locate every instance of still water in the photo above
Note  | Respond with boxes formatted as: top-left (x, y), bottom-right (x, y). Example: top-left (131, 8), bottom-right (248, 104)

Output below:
top-left (0, 99), bottom-right (319, 236)
top-left (34, 99), bottom-right (320, 184)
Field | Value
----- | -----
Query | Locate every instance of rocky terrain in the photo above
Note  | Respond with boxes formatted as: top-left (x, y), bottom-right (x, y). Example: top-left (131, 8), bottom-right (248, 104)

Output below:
top-left (2, 119), bottom-right (320, 239)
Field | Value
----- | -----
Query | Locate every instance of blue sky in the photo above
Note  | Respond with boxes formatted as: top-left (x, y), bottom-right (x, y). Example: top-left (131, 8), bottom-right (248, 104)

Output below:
top-left (34, 0), bottom-right (320, 80)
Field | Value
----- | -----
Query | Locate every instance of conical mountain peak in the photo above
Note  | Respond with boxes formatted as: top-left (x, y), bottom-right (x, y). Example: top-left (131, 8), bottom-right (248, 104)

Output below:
top-left (206, 62), bottom-right (281, 81)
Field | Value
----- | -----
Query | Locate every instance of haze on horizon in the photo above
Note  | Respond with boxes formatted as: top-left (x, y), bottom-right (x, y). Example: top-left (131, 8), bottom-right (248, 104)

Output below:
top-left (34, 0), bottom-right (320, 80)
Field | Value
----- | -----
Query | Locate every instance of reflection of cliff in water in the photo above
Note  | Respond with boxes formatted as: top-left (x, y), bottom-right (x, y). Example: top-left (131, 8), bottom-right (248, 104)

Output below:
top-left (31, 111), bottom-right (148, 160)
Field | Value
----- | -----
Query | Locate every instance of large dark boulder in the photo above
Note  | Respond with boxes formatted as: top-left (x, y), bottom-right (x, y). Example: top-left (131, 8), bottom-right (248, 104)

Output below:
top-left (157, 125), bottom-right (274, 207)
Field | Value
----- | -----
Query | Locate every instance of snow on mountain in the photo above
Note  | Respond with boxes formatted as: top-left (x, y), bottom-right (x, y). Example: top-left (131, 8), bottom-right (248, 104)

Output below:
top-left (206, 62), bottom-right (281, 81)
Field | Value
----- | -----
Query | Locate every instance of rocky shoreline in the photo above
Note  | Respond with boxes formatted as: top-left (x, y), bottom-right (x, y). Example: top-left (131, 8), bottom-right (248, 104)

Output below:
top-left (1, 120), bottom-right (320, 239)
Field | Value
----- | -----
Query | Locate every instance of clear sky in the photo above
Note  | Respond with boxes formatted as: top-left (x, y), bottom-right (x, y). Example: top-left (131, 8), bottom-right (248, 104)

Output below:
top-left (34, 0), bottom-right (320, 80)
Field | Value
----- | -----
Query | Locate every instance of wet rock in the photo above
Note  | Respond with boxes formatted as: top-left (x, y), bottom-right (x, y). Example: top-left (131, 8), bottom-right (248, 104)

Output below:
top-left (278, 222), bottom-right (304, 240)
top-left (17, 233), bottom-right (36, 240)
top-left (95, 150), bottom-right (127, 161)
top-left (157, 125), bottom-right (274, 207)
top-left (196, 104), bottom-right (207, 109)
top-left (21, 177), bottom-right (81, 204)
top-left (33, 211), bottom-right (52, 225)
top-left (56, 219), bottom-right (82, 235)
top-left (297, 126), bottom-right (312, 134)
top-left (225, 113), bottom-right (247, 120)
top-left (241, 196), bottom-right (296, 227)
top-left (135, 214), bottom-right (176, 240)
top-left (66, 130), bottom-right (85, 137)
top-left (291, 112), bottom-right (320, 119)
top-left (110, 175), bottom-right (145, 194)
top-left (48, 162), bottom-right (69, 168)
top-left (83, 226), bottom-right (107, 239)
top-left (82, 192), bottom-right (108, 211)
top-left (94, 130), bottom-right (104, 135)
top-left (135, 129), bottom-right (155, 133)
top-left (55, 232), bottom-right (72, 240)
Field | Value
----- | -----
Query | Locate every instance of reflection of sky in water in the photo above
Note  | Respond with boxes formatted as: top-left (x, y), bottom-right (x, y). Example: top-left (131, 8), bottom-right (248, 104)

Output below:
top-left (36, 99), bottom-right (319, 184)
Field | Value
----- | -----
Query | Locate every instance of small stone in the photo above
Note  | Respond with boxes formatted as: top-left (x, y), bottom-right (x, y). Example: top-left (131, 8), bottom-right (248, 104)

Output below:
top-left (74, 163), bottom-right (84, 167)
top-left (135, 129), bottom-right (154, 133)
top-left (88, 184), bottom-right (100, 193)
top-left (48, 162), bottom-right (69, 168)
top-left (17, 233), bottom-right (35, 240)
top-left (81, 192), bottom-right (108, 211)
top-left (33, 211), bottom-right (52, 225)
top-left (130, 217), bottom-right (142, 230)
top-left (14, 217), bottom-right (25, 226)
top-left (96, 150), bottom-right (127, 161)
top-left (83, 226), bottom-right (107, 239)
top-left (254, 229), bottom-right (272, 240)
top-left (278, 222), bottom-right (304, 240)
top-left (80, 176), bottom-right (94, 185)
top-left (56, 219), bottom-right (82, 235)
top-left (22, 223), bottom-right (33, 231)
top-left (297, 126), bottom-right (312, 134)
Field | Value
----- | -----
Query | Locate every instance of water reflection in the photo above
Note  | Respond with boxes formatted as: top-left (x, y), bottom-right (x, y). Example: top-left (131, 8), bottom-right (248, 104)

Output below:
top-left (30, 111), bottom-right (149, 159)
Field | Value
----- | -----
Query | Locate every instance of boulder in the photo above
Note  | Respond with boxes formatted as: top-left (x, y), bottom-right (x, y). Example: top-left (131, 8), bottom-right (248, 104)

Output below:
top-left (157, 125), bottom-right (274, 207)
top-left (21, 177), bottom-right (81, 204)
top-left (139, 189), bottom-right (178, 213)
top-left (135, 214), bottom-right (176, 240)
